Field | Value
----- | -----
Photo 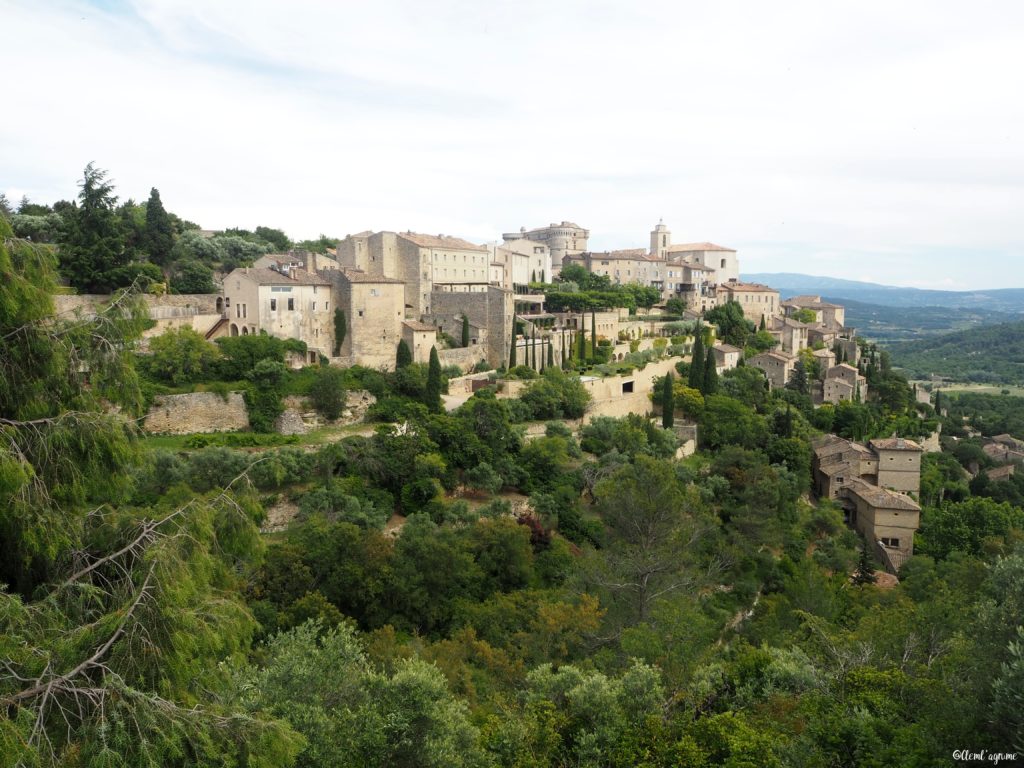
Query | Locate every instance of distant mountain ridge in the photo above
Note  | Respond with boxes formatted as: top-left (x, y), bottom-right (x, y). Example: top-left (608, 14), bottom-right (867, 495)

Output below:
top-left (742, 272), bottom-right (1024, 313)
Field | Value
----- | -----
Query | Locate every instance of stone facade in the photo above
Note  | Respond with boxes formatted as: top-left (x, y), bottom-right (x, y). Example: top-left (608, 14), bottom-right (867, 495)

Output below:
top-left (429, 286), bottom-right (513, 369)
top-left (502, 221), bottom-right (589, 274)
top-left (823, 363), bottom-right (868, 404)
top-left (717, 282), bottom-right (780, 325)
top-left (328, 270), bottom-right (407, 371)
top-left (749, 351), bottom-right (795, 390)
top-left (143, 391), bottom-right (250, 434)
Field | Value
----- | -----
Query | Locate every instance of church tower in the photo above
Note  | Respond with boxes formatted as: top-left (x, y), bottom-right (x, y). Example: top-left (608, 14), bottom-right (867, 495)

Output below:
top-left (650, 219), bottom-right (670, 259)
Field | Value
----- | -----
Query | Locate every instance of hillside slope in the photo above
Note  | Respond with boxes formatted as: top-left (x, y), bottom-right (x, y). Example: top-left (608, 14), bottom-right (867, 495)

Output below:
top-left (887, 320), bottom-right (1024, 383)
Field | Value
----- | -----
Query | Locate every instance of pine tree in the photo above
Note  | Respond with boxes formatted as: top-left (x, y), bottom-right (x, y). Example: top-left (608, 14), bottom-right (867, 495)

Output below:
top-left (396, 339), bottom-right (412, 369)
top-left (689, 324), bottom-right (705, 391)
top-left (703, 347), bottom-right (718, 394)
top-left (852, 543), bottom-right (877, 585)
top-left (57, 163), bottom-right (130, 292)
top-left (144, 187), bottom-right (174, 266)
top-left (425, 346), bottom-right (442, 411)
top-left (461, 314), bottom-right (470, 347)
top-left (662, 372), bottom-right (675, 428)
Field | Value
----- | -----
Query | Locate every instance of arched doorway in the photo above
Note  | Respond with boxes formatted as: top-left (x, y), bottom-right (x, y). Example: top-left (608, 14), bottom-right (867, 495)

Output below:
top-left (230, 323), bottom-right (239, 336)
top-left (242, 326), bottom-right (249, 336)
top-left (216, 297), bottom-right (224, 313)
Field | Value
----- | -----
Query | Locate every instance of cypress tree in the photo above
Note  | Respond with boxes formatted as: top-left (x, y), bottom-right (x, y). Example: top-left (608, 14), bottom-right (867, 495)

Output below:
top-left (145, 187), bottom-right (174, 267)
top-left (509, 333), bottom-right (517, 367)
top-left (662, 372), bottom-right (675, 428)
top-left (703, 347), bottom-right (718, 394)
top-left (396, 339), bottom-right (412, 369)
top-left (531, 328), bottom-right (537, 369)
top-left (852, 543), bottom-right (877, 585)
top-left (461, 314), bottom-right (470, 347)
top-left (934, 389), bottom-right (942, 414)
top-left (578, 327), bottom-right (586, 361)
top-left (425, 346), bottom-right (442, 411)
top-left (333, 309), bottom-right (346, 355)
top-left (591, 309), bottom-right (597, 360)
top-left (547, 339), bottom-right (554, 368)
top-left (759, 315), bottom-right (766, 331)
top-left (688, 324), bottom-right (705, 391)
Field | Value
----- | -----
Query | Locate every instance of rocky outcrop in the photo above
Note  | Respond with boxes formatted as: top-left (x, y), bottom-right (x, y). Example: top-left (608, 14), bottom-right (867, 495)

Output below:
top-left (143, 392), bottom-right (249, 434)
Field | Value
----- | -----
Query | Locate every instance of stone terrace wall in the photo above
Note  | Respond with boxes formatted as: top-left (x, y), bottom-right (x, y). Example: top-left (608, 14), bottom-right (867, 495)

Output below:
top-left (143, 392), bottom-right (249, 434)
top-left (54, 293), bottom-right (220, 318)
top-left (438, 346), bottom-right (486, 372)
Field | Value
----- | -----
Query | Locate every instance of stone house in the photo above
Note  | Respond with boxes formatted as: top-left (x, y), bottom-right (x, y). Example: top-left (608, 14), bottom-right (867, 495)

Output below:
top-left (711, 342), bottom-right (742, 373)
top-left (766, 315), bottom-right (809, 355)
top-left (491, 239), bottom-right (553, 288)
top-left (781, 295), bottom-right (846, 329)
top-left (812, 434), bottom-right (923, 568)
top-left (402, 320), bottom-right (438, 365)
top-left (823, 363), bottom-right (868, 404)
top-left (222, 267), bottom-right (334, 363)
top-left (812, 347), bottom-right (836, 372)
top-left (716, 282), bottom-right (780, 325)
top-left (749, 350), bottom-right (795, 390)
top-left (328, 270), bottom-right (407, 370)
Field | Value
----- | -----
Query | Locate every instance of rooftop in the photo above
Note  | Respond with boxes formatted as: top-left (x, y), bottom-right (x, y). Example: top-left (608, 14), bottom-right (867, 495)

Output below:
top-left (340, 269), bottom-right (405, 284)
top-left (720, 282), bottom-right (779, 293)
top-left (399, 231), bottom-right (488, 252)
top-left (233, 267), bottom-right (332, 286)
top-left (402, 320), bottom-right (437, 332)
top-left (869, 437), bottom-right (923, 452)
top-left (844, 477), bottom-right (921, 511)
top-left (712, 342), bottom-right (743, 353)
top-left (666, 242), bottom-right (736, 252)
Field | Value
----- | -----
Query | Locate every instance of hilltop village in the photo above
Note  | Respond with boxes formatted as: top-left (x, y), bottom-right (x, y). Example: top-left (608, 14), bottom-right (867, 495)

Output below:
top-left (56, 216), bottom-right (930, 574)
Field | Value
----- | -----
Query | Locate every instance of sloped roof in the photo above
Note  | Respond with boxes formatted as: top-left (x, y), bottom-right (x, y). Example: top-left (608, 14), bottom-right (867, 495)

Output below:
top-left (869, 437), bottom-right (923, 452)
top-left (341, 269), bottom-right (404, 284)
top-left (399, 232), bottom-right (488, 251)
top-left (666, 242), bottom-right (736, 252)
top-left (233, 267), bottom-right (332, 286)
top-left (402, 320), bottom-right (437, 332)
top-left (844, 478), bottom-right (921, 511)
top-left (712, 343), bottom-right (743, 354)
top-left (720, 282), bottom-right (779, 293)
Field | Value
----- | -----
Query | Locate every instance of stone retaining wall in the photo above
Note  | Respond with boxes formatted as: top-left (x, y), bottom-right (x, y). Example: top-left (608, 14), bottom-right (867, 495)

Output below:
top-left (143, 391), bottom-right (249, 434)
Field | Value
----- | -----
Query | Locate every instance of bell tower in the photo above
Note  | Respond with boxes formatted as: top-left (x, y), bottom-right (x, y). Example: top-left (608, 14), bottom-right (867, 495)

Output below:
top-left (650, 219), bottom-right (670, 259)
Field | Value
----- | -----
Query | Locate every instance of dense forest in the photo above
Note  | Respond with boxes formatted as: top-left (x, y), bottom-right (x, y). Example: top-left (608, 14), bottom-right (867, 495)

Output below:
top-left (888, 321), bottom-right (1024, 383)
top-left (2, 207), bottom-right (1024, 766)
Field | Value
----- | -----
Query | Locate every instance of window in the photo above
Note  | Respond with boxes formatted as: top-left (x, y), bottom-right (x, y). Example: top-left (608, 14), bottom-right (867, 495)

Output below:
top-left (325, 302), bottom-right (329, 311)
top-left (358, 310), bottom-right (364, 317)
top-left (270, 298), bottom-right (277, 311)
top-left (721, 258), bottom-right (726, 268)
top-left (287, 298), bottom-right (294, 311)
top-left (311, 301), bottom-right (316, 311)
top-left (370, 288), bottom-right (379, 297)
top-left (881, 537), bottom-right (900, 548)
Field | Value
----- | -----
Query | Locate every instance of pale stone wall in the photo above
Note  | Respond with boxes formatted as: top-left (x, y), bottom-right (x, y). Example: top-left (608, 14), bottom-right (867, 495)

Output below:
top-left (54, 293), bottom-right (220, 317)
top-left (438, 346), bottom-right (484, 372)
top-left (430, 287), bottom-right (512, 368)
top-left (143, 392), bottom-right (249, 434)
top-left (330, 272), bottom-right (405, 370)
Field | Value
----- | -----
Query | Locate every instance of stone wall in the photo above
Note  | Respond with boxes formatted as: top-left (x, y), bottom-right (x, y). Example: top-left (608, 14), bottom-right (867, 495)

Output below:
top-left (54, 293), bottom-right (220, 318)
top-left (143, 391), bottom-right (249, 434)
top-left (438, 346), bottom-right (486, 372)
top-left (429, 286), bottom-right (513, 368)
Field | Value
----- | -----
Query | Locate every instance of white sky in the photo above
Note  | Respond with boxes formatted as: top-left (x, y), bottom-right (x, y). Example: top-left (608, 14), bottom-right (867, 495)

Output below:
top-left (2, 0), bottom-right (1023, 290)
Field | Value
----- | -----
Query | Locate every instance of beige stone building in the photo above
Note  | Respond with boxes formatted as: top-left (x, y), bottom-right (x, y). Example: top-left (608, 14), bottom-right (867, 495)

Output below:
top-left (812, 434), bottom-right (923, 569)
top-left (327, 270), bottom-right (407, 370)
top-left (502, 221), bottom-right (589, 274)
top-left (782, 295), bottom-right (846, 329)
top-left (823, 363), bottom-right (868, 404)
top-left (749, 350), bottom-right (796, 390)
top-left (717, 282), bottom-right (780, 325)
top-left (222, 267), bottom-right (334, 363)
top-left (711, 342), bottom-right (742, 373)
top-left (766, 315), bottom-right (809, 355)
top-left (402, 320), bottom-right (439, 365)
top-left (490, 239), bottom-right (553, 289)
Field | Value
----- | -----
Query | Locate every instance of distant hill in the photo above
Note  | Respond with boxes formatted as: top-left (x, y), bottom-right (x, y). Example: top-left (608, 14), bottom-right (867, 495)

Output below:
top-left (836, 298), bottom-right (1020, 343)
top-left (886, 321), bottom-right (1024, 384)
top-left (742, 272), bottom-right (1024, 313)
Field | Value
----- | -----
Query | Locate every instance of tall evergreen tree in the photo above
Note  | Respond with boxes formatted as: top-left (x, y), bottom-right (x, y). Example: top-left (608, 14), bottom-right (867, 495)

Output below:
top-left (425, 346), bottom-right (442, 411)
top-left (57, 163), bottom-right (130, 292)
top-left (531, 328), bottom-right (537, 370)
top-left (591, 308), bottom-right (597, 359)
top-left (396, 339), bottom-right (412, 369)
top-left (144, 187), bottom-right (174, 266)
top-left (788, 358), bottom-right (809, 395)
top-left (759, 315), bottom-right (766, 331)
top-left (662, 372), bottom-right (675, 428)
top-left (852, 543), bottom-right (878, 585)
top-left (688, 324), bottom-right (705, 391)
top-left (333, 308), bottom-right (347, 355)
top-left (578, 327), bottom-right (586, 361)
top-left (461, 314), bottom-right (470, 347)
top-left (703, 347), bottom-right (718, 395)
top-left (547, 339), bottom-right (554, 369)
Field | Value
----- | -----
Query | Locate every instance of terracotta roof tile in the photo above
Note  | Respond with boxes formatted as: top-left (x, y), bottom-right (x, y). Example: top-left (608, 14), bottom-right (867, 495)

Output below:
top-left (399, 232), bottom-right (488, 251)
top-left (666, 242), bottom-right (736, 252)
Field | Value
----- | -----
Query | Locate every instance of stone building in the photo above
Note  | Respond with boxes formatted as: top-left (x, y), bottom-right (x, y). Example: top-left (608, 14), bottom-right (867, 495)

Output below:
top-left (326, 270), bottom-right (407, 370)
top-left (812, 434), bottom-right (923, 569)
top-left (402, 320), bottom-right (439, 365)
top-left (502, 221), bottom-right (589, 275)
top-left (823, 363), bottom-right (868, 404)
top-left (749, 350), bottom-right (796, 390)
top-left (221, 267), bottom-right (334, 363)
top-left (490, 239), bottom-right (553, 289)
top-left (716, 282), bottom-right (780, 325)
top-left (782, 295), bottom-right (846, 329)
top-left (711, 342), bottom-right (742, 373)
top-left (427, 286), bottom-right (514, 370)
top-left (666, 241), bottom-right (739, 286)
top-left (766, 315), bottom-right (809, 355)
